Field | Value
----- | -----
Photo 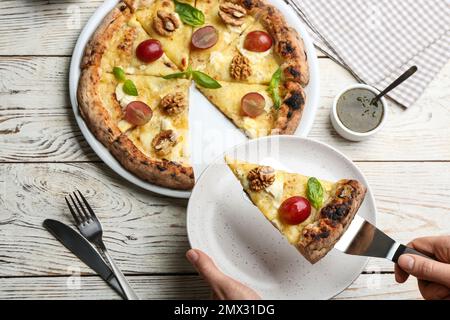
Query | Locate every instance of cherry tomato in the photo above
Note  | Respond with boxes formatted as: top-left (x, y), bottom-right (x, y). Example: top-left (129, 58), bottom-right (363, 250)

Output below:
top-left (136, 39), bottom-right (163, 63)
top-left (191, 26), bottom-right (218, 49)
top-left (241, 92), bottom-right (265, 118)
top-left (124, 101), bottom-right (153, 126)
top-left (278, 196), bottom-right (311, 225)
top-left (244, 31), bottom-right (273, 52)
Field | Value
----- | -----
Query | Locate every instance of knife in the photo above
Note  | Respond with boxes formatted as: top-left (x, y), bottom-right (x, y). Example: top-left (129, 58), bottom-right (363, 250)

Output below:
top-left (334, 215), bottom-right (431, 262)
top-left (43, 219), bottom-right (126, 298)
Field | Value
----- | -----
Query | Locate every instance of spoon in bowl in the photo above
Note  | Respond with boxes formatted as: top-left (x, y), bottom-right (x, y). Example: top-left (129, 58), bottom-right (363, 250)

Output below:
top-left (371, 66), bottom-right (418, 105)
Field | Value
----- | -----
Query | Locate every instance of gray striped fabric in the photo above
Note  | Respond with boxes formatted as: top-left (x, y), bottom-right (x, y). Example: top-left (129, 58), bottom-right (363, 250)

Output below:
top-left (286, 0), bottom-right (450, 107)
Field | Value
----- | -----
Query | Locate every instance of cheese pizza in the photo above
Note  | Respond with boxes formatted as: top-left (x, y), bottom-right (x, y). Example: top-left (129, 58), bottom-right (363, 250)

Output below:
top-left (78, 0), bottom-right (310, 189)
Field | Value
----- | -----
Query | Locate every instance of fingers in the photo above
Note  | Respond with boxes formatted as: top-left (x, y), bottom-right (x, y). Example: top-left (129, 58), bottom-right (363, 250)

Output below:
top-left (394, 263), bottom-right (410, 283)
top-left (409, 236), bottom-right (450, 262)
top-left (186, 249), bottom-right (261, 300)
top-left (398, 254), bottom-right (450, 287)
top-left (186, 249), bottom-right (227, 289)
top-left (418, 280), bottom-right (450, 300)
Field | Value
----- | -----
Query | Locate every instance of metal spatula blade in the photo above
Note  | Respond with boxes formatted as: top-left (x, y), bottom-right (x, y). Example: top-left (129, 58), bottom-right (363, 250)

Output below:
top-left (334, 215), bottom-right (430, 262)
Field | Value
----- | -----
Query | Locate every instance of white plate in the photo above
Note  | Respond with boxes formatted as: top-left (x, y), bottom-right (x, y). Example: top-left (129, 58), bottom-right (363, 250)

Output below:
top-left (69, 0), bottom-right (320, 198)
top-left (187, 136), bottom-right (376, 299)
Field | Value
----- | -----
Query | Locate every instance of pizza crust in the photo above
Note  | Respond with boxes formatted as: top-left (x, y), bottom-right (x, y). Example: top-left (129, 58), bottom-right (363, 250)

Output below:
top-left (81, 3), bottom-right (131, 70)
top-left (110, 135), bottom-right (195, 190)
top-left (236, 0), bottom-right (310, 86)
top-left (297, 180), bottom-right (367, 263)
top-left (271, 81), bottom-right (306, 135)
top-left (78, 2), bottom-right (194, 190)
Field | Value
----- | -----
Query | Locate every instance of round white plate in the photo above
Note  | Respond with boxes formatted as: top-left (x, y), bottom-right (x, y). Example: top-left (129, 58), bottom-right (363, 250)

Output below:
top-left (69, 0), bottom-right (320, 198)
top-left (187, 136), bottom-right (376, 299)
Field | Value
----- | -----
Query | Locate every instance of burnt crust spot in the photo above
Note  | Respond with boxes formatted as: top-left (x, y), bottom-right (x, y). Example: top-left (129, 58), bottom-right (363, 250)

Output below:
top-left (156, 164), bottom-right (167, 172)
top-left (280, 41), bottom-right (295, 55)
top-left (284, 91), bottom-right (304, 110)
top-left (287, 66), bottom-right (300, 78)
top-left (243, 0), bottom-right (254, 9)
top-left (321, 183), bottom-right (357, 224)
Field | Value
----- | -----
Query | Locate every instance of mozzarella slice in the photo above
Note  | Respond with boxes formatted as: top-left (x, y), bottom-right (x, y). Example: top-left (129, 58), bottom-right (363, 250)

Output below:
top-left (115, 83), bottom-right (138, 109)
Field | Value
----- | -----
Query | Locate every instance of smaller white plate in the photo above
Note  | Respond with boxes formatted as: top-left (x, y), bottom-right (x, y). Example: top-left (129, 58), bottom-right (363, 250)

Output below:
top-left (187, 136), bottom-right (377, 299)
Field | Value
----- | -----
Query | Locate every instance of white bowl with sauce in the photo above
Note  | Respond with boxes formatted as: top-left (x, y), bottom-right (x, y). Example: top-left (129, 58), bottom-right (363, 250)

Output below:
top-left (330, 84), bottom-right (387, 141)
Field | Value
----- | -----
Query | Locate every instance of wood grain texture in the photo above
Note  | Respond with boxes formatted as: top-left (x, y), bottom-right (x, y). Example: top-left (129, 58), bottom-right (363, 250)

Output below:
top-left (0, 162), bottom-right (448, 277)
top-left (0, 275), bottom-right (210, 300)
top-left (1, 56), bottom-right (449, 162)
top-left (0, 274), bottom-right (421, 300)
top-left (0, 0), bottom-right (104, 56)
top-left (0, 0), bottom-right (448, 301)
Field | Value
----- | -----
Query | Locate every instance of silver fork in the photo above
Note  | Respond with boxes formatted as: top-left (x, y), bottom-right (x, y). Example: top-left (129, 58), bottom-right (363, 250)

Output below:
top-left (65, 190), bottom-right (139, 300)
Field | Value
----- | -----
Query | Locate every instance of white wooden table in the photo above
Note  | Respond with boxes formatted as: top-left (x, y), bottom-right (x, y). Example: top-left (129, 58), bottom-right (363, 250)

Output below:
top-left (1, 0), bottom-right (449, 300)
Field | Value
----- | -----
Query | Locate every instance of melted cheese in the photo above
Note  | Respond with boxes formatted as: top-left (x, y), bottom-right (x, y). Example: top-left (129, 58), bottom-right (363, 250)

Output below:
top-left (118, 119), bottom-right (134, 133)
top-left (226, 158), bottom-right (337, 245)
top-left (115, 83), bottom-right (137, 109)
top-left (197, 82), bottom-right (275, 139)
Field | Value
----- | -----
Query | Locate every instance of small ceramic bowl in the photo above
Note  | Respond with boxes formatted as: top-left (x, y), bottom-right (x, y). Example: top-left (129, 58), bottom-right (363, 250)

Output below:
top-left (330, 84), bottom-right (388, 142)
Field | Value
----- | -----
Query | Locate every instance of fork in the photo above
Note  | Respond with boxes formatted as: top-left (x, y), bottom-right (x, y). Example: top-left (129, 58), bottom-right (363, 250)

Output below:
top-left (65, 190), bottom-right (139, 300)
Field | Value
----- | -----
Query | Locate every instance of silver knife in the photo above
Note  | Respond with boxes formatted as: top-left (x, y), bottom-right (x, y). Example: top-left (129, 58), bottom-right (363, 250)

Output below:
top-left (43, 219), bottom-right (126, 298)
top-left (335, 215), bottom-right (431, 262)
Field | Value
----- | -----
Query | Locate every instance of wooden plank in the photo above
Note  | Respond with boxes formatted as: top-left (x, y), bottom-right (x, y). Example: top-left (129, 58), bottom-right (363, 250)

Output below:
top-left (0, 274), bottom-right (421, 299)
top-left (0, 0), bottom-right (328, 57)
top-left (1, 57), bottom-right (449, 162)
top-left (0, 0), bottom-right (104, 56)
top-left (0, 162), bottom-right (448, 276)
top-left (0, 275), bottom-right (210, 300)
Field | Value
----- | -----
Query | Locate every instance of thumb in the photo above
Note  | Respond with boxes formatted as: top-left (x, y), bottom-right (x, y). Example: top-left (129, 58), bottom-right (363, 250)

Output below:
top-left (398, 254), bottom-right (450, 287)
top-left (186, 249), bottom-right (227, 288)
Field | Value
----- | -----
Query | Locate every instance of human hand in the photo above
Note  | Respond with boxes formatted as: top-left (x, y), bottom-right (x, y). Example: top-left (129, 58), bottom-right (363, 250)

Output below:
top-left (186, 249), bottom-right (261, 300)
top-left (395, 236), bottom-right (450, 300)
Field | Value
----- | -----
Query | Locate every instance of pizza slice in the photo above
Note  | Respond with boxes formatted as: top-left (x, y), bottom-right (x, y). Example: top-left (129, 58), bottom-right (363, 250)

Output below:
top-left (81, 2), bottom-right (179, 77)
top-left (197, 17), bottom-right (280, 84)
top-left (190, 0), bottom-right (256, 72)
top-left (133, 0), bottom-right (194, 70)
top-left (192, 0), bottom-right (309, 86)
top-left (225, 157), bottom-right (366, 263)
top-left (197, 79), bottom-right (306, 138)
top-left (78, 68), bottom-right (194, 190)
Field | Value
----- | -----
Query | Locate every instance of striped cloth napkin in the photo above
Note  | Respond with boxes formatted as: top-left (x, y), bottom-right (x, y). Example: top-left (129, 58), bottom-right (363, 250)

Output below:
top-left (286, 0), bottom-right (450, 107)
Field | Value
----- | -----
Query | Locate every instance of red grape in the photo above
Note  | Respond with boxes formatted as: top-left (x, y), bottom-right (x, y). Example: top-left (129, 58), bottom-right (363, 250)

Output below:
top-left (136, 39), bottom-right (163, 63)
top-left (278, 196), bottom-right (311, 225)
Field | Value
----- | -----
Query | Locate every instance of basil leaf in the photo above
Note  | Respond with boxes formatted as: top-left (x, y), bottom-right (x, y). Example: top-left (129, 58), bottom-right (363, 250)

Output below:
top-left (123, 79), bottom-right (138, 96)
top-left (268, 68), bottom-right (282, 109)
top-left (174, 0), bottom-right (205, 26)
top-left (192, 71), bottom-right (221, 89)
top-left (113, 66), bottom-right (126, 82)
top-left (307, 177), bottom-right (324, 210)
top-left (163, 71), bottom-right (189, 79)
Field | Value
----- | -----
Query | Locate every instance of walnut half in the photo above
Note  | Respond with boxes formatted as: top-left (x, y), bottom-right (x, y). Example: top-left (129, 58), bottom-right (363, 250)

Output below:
top-left (219, 2), bottom-right (247, 26)
top-left (230, 53), bottom-right (252, 80)
top-left (160, 92), bottom-right (187, 115)
top-left (153, 10), bottom-right (180, 37)
top-left (247, 166), bottom-right (275, 191)
top-left (152, 130), bottom-right (178, 156)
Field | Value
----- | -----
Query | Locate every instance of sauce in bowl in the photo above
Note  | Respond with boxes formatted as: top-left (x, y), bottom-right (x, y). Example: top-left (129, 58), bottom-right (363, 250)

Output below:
top-left (336, 88), bottom-right (384, 133)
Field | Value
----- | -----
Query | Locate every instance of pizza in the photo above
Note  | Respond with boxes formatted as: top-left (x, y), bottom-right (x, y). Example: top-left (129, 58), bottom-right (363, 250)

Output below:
top-left (225, 157), bottom-right (367, 263)
top-left (77, 0), bottom-right (310, 190)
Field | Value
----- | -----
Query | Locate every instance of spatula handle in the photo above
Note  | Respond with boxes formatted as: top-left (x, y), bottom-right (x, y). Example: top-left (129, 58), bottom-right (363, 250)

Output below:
top-left (392, 244), bottom-right (432, 263)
